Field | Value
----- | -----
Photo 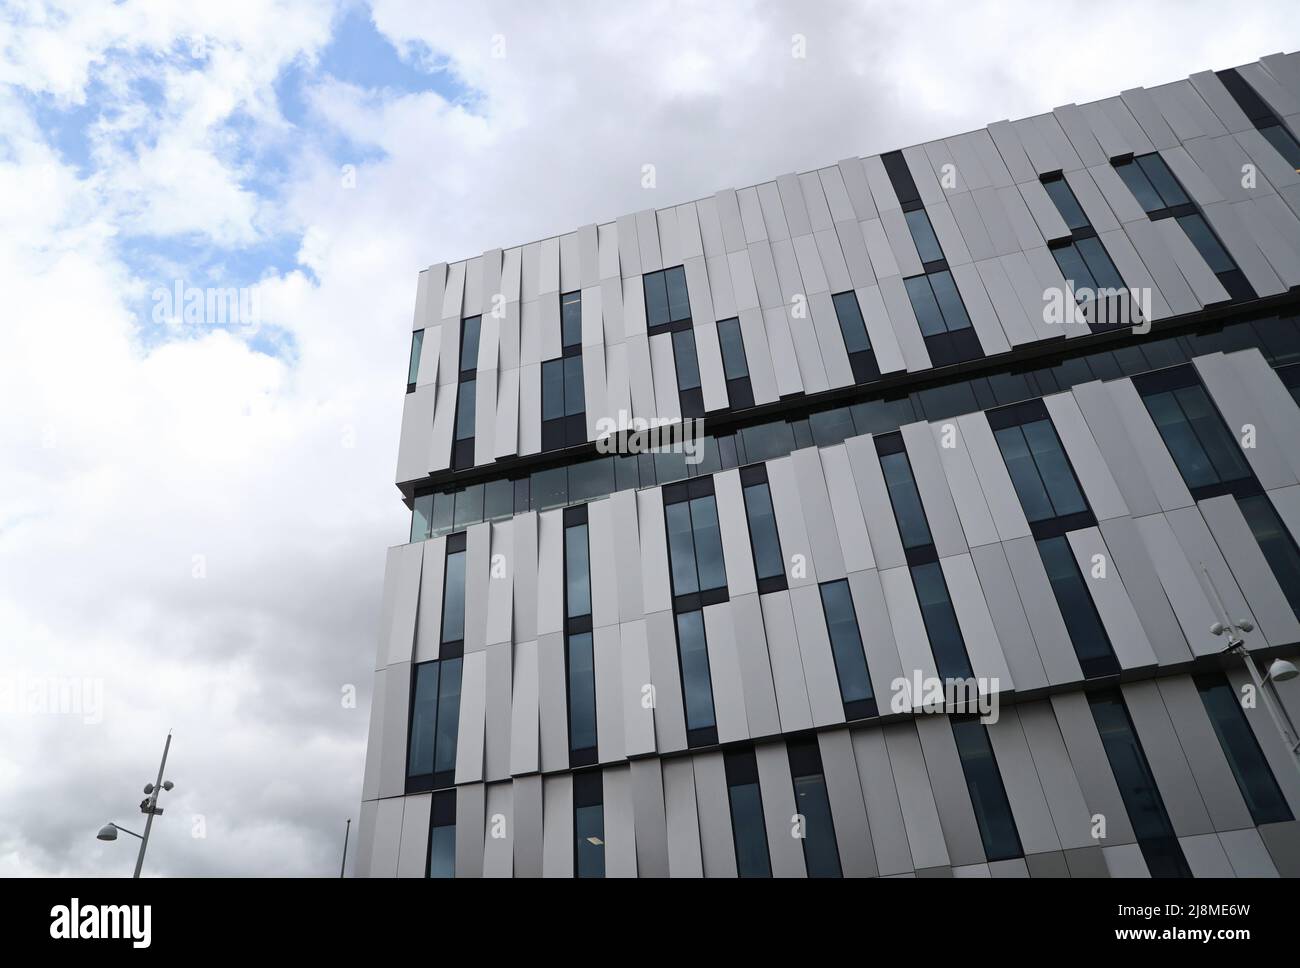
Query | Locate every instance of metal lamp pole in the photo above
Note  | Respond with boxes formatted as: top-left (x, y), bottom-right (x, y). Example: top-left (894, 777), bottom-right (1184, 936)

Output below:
top-left (133, 731), bottom-right (174, 878)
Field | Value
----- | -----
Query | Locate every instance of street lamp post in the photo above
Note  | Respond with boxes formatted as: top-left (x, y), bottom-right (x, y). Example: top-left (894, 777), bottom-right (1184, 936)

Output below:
top-left (96, 731), bottom-right (175, 877)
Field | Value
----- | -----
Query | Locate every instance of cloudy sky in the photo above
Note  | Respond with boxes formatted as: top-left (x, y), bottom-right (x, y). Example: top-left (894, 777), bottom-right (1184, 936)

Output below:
top-left (1, 0), bottom-right (1296, 877)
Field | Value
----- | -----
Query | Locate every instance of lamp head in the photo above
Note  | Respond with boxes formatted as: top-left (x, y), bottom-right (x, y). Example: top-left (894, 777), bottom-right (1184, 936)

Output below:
top-left (1237, 619), bottom-right (1254, 633)
top-left (1268, 658), bottom-right (1299, 683)
top-left (1210, 622), bottom-right (1225, 636)
top-left (162, 780), bottom-right (174, 792)
top-left (96, 824), bottom-right (117, 842)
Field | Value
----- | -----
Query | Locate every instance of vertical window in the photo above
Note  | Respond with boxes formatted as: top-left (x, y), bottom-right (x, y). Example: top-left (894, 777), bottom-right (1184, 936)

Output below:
top-left (904, 208), bottom-right (945, 266)
top-left (426, 790), bottom-right (456, 878)
top-left (1042, 175), bottom-right (1089, 231)
top-left (1041, 174), bottom-right (1127, 320)
top-left (1195, 672), bottom-right (1293, 825)
top-left (407, 329), bottom-right (424, 392)
top-left (877, 445), bottom-right (932, 551)
top-left (787, 737), bottom-right (842, 877)
top-left (740, 464), bottom-right (786, 593)
top-left (1238, 494), bottom-right (1300, 619)
top-left (411, 491), bottom-right (434, 543)
top-left (724, 748), bottom-right (771, 878)
top-left (951, 718), bottom-right (1023, 861)
top-left (990, 405), bottom-right (1089, 525)
top-left (1259, 122), bottom-right (1300, 172)
top-left (1036, 535), bottom-right (1118, 677)
top-left (542, 294), bottom-right (586, 451)
top-left (662, 479), bottom-right (729, 607)
top-left (407, 534), bottom-right (466, 792)
top-left (911, 561), bottom-right (974, 681)
top-left (563, 506), bottom-right (597, 766)
top-left (819, 580), bottom-right (876, 719)
top-left (716, 317), bottom-right (754, 409)
top-left (903, 270), bottom-right (980, 367)
top-left (643, 266), bottom-right (691, 334)
top-left (1113, 154), bottom-right (1188, 214)
top-left (675, 609), bottom-right (717, 744)
top-left (672, 327), bottom-right (705, 417)
top-left (1089, 690), bottom-right (1192, 878)
top-left (831, 291), bottom-right (881, 384)
top-left (451, 316), bottom-right (481, 469)
top-left (1217, 67), bottom-right (1300, 172)
top-left (573, 771), bottom-right (605, 878)
top-left (1136, 369), bottom-right (1253, 493)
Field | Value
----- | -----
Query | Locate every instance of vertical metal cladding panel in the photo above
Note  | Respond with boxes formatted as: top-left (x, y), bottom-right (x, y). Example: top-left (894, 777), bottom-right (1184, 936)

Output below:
top-left (657, 207), bottom-right (683, 268)
top-left (877, 274), bottom-right (934, 373)
top-left (1106, 378), bottom-right (1195, 512)
top-left (816, 729), bottom-right (877, 876)
top-left (971, 128), bottom-right (1015, 187)
top-left (985, 710), bottom-right (1064, 857)
top-left (1120, 86), bottom-right (1180, 150)
top-left (754, 739), bottom-right (806, 877)
top-left (464, 522), bottom-right (490, 654)
top-left (493, 365), bottom-right (520, 460)
top-left (1120, 680), bottom-right (1215, 837)
top-left (1001, 249), bottom-right (1061, 342)
top-left (637, 488), bottom-right (672, 615)
top-left (756, 180), bottom-right (791, 242)
top-left (836, 219), bottom-right (877, 288)
top-left (541, 773), bottom-right (573, 877)
top-left (703, 601), bottom-right (750, 742)
top-left (957, 411), bottom-right (1033, 543)
top-left (939, 553), bottom-right (1013, 689)
top-left (1202, 200), bottom-right (1287, 297)
top-left (789, 583), bottom-right (847, 728)
top-left (1034, 113), bottom-right (1085, 171)
top-left (987, 120), bottom-right (1037, 183)
top-left (603, 764), bottom-right (637, 877)
top-left (537, 631), bottom-right (568, 773)
top-left (1053, 103), bottom-right (1106, 166)
top-left (759, 590), bottom-right (815, 734)
top-left (361, 667), bottom-right (387, 802)
top-left (1195, 353), bottom-right (1296, 490)
top-left (482, 781), bottom-right (515, 877)
top-left (714, 469), bottom-right (757, 596)
top-left (1122, 218), bottom-right (1199, 315)
top-left (662, 757), bottom-right (704, 877)
top-left (1070, 381), bottom-right (1162, 519)
top-left (510, 513), bottom-right (538, 645)
top-left (683, 257), bottom-right (717, 332)
top-left (604, 342), bottom-right (630, 431)
top-left (535, 510), bottom-right (564, 639)
top-left (1237, 195), bottom-right (1300, 288)
top-left (855, 284), bottom-right (907, 374)
top-left (1145, 82), bottom-right (1207, 141)
top-left (454, 650), bottom-right (488, 785)
top-left (948, 193), bottom-right (996, 261)
top-left (951, 262), bottom-right (1011, 356)
top-left (1218, 828), bottom-right (1280, 877)
top-left (715, 188), bottom-right (748, 253)
top-left (997, 183), bottom-right (1048, 250)
top-left (738, 186), bottom-right (767, 243)
top-left (1018, 701), bottom-right (1099, 851)
top-left (730, 593), bottom-right (782, 739)
top-left (676, 202), bottom-right (704, 260)
top-left (903, 144), bottom-right (945, 205)
top-left (1043, 393), bottom-right (1129, 520)
top-left (814, 228), bottom-right (853, 292)
top-left (608, 490), bottom-right (644, 623)
top-left (914, 716), bottom-right (988, 867)
top-left (648, 331), bottom-right (681, 422)
top-left (1096, 227), bottom-right (1174, 321)
top-left (635, 209), bottom-right (663, 273)
top-left (1159, 145), bottom-right (1225, 208)
top-left (354, 799), bottom-right (379, 877)
top-left (1088, 162), bottom-right (1152, 226)
top-left (1065, 527), bottom-right (1159, 672)
top-left (1002, 535), bottom-right (1084, 686)
top-left (969, 543), bottom-right (1048, 692)
top-left (513, 774), bottom-right (544, 877)
top-left (692, 751), bottom-right (738, 877)
top-left (577, 223), bottom-right (600, 289)
top-left (791, 446), bottom-right (847, 580)
top-left (485, 521), bottom-right (514, 648)
top-left (696, 195), bottom-right (727, 257)
top-left (378, 661), bottom-right (411, 799)
top-left (863, 154), bottom-right (902, 212)
top-left (1166, 505), bottom-right (1265, 646)
top-left (620, 619), bottom-right (656, 757)
top-left (1017, 180), bottom-right (1072, 242)
top-left (428, 381), bottom-right (457, 472)
top-left (879, 206), bottom-right (924, 278)
top-left (516, 362), bottom-right (541, 457)
top-left (1135, 513), bottom-right (1225, 658)
top-left (766, 455), bottom-right (815, 588)
top-left (1155, 217), bottom-right (1230, 306)
top-left (1097, 517), bottom-right (1192, 668)
top-left (1179, 833), bottom-right (1237, 877)
top-left (587, 498), bottom-right (620, 631)
top-left (1188, 70), bottom-right (1254, 133)
top-left (383, 542), bottom-right (422, 667)
top-left (396, 386), bottom-right (436, 482)
top-left (747, 239), bottom-right (784, 309)
top-left (784, 309), bottom-right (830, 395)
top-left (1049, 692), bottom-right (1138, 845)
top-left (775, 173), bottom-right (812, 237)
top-left (729, 248), bottom-right (762, 312)
top-left (581, 343), bottom-right (608, 441)
top-left (630, 759), bottom-right (670, 878)
top-left (455, 783), bottom-right (486, 878)
top-left (902, 422), bottom-right (967, 559)
top-left (844, 434), bottom-right (906, 570)
top-left (696, 320), bottom-right (730, 412)
top-left (930, 417), bottom-right (1000, 548)
top-left (879, 565), bottom-right (940, 697)
top-left (509, 640), bottom-right (540, 776)
top-left (1154, 676), bottom-right (1254, 832)
top-left (846, 570), bottom-right (906, 710)
top-left (1231, 350), bottom-right (1300, 480)
top-left (883, 722), bottom-right (952, 871)
top-left (974, 257), bottom-right (1037, 346)
top-left (369, 797), bottom-right (405, 877)
top-left (1237, 126), bottom-right (1300, 193)
top-left (922, 201), bottom-right (971, 266)
top-left (851, 727), bottom-right (915, 875)
top-left (593, 625), bottom-right (625, 764)
top-left (821, 445), bottom-right (875, 572)
top-left (645, 609), bottom-right (687, 753)
top-left (1096, 98), bottom-right (1157, 157)
top-left (1061, 169), bottom-right (1119, 236)
top-left (1199, 495), bottom-right (1300, 647)
top-left (739, 307), bottom-right (780, 404)
top-left (616, 214), bottom-right (642, 278)
top-left (861, 217), bottom-right (900, 278)
top-left (808, 290), bottom-right (854, 389)
top-left (484, 642), bottom-right (513, 782)
top-left (837, 157), bottom-right (878, 221)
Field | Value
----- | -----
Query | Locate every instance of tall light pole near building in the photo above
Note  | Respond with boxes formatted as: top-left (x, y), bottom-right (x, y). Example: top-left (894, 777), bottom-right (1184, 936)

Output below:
top-left (96, 730), bottom-right (175, 877)
top-left (1201, 566), bottom-right (1300, 776)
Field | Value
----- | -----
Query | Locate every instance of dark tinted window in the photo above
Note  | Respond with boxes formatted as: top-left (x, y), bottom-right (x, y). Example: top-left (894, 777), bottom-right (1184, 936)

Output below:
top-left (675, 610), bottom-right (716, 733)
top-left (951, 718), bottom-right (1023, 861)
top-left (565, 522), bottom-right (591, 619)
top-left (1196, 672), bottom-right (1293, 825)
top-left (442, 548), bottom-right (466, 644)
top-left (1042, 176), bottom-right (1089, 230)
top-left (819, 580), bottom-right (874, 710)
top-left (742, 480), bottom-right (785, 584)
top-left (427, 791), bottom-right (456, 878)
top-left (1037, 536), bottom-right (1117, 677)
top-left (717, 317), bottom-right (750, 379)
top-left (993, 418), bottom-right (1087, 522)
top-left (561, 290), bottom-right (582, 348)
top-left (724, 749), bottom-right (771, 878)
top-left (574, 772), bottom-right (605, 878)
top-left (1176, 213), bottom-right (1235, 274)
top-left (407, 329), bottom-right (424, 387)
top-left (1239, 494), bottom-right (1300, 618)
top-left (832, 291), bottom-right (872, 354)
top-left (912, 561), bottom-right (974, 681)
top-left (880, 450), bottom-right (933, 549)
top-left (459, 315), bottom-right (482, 373)
top-left (788, 738), bottom-right (841, 877)
top-left (1140, 383), bottom-right (1251, 489)
top-left (567, 631), bottom-right (597, 756)
top-left (905, 209), bottom-right (945, 264)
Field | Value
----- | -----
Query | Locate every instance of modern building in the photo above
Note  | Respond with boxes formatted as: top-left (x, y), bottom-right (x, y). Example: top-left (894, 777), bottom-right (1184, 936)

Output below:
top-left (356, 52), bottom-right (1300, 878)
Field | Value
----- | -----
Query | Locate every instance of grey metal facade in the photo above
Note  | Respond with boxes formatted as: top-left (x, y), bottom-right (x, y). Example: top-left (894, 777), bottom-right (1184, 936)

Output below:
top-left (359, 52), bottom-right (1300, 877)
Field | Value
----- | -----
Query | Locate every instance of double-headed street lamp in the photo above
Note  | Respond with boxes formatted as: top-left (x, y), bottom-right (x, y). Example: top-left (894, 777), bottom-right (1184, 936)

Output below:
top-left (97, 731), bottom-right (175, 877)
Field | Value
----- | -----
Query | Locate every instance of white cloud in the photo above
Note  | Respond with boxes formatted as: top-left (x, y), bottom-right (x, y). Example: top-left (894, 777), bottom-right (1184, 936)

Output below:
top-left (1, 0), bottom-right (1297, 874)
